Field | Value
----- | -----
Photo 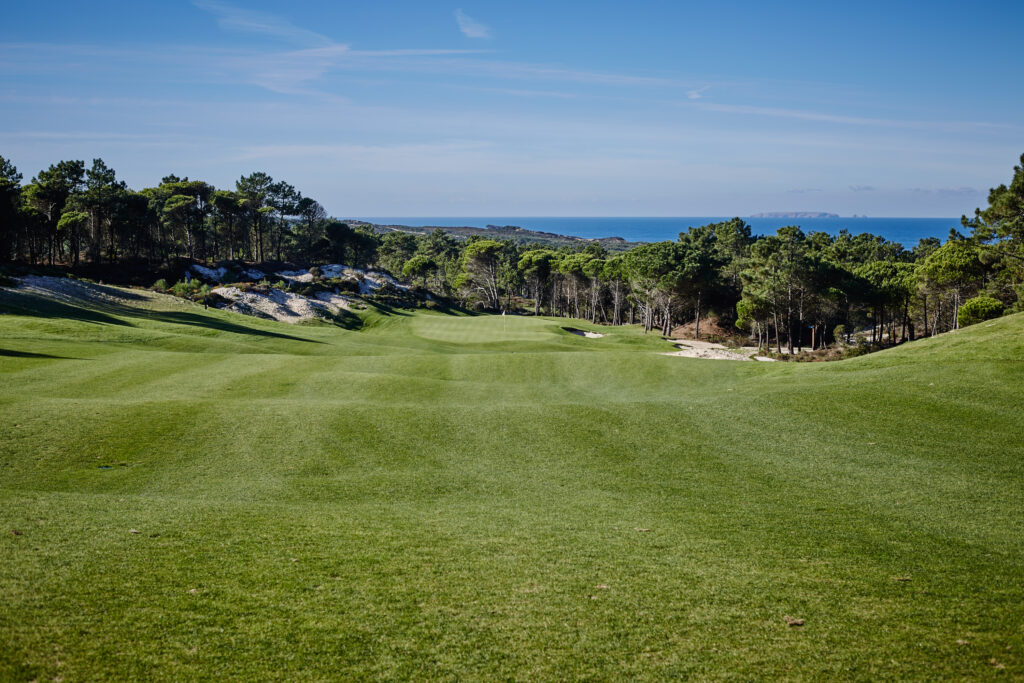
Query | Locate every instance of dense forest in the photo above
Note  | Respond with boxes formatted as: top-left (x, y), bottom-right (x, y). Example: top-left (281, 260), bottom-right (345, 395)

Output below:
top-left (2, 153), bottom-right (1022, 351)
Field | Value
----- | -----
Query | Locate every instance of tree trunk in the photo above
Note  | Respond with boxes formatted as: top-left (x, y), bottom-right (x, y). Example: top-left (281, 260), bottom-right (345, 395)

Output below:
top-left (952, 289), bottom-right (961, 330)
top-left (694, 289), bottom-right (702, 340)
top-left (797, 293), bottom-right (804, 352)
top-left (786, 282), bottom-right (794, 354)
top-left (922, 294), bottom-right (929, 337)
top-left (772, 295), bottom-right (782, 354)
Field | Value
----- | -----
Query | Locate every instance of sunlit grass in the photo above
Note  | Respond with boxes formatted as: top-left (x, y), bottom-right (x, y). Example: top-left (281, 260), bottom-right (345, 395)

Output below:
top-left (1, 285), bottom-right (1022, 679)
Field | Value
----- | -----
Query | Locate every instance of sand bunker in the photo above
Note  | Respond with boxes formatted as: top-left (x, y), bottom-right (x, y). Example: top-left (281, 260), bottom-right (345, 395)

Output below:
top-left (211, 286), bottom-right (353, 323)
top-left (665, 339), bottom-right (775, 362)
top-left (15, 275), bottom-right (153, 306)
top-left (188, 265), bottom-right (266, 282)
top-left (275, 265), bottom-right (405, 295)
top-left (190, 264), bottom-right (227, 281)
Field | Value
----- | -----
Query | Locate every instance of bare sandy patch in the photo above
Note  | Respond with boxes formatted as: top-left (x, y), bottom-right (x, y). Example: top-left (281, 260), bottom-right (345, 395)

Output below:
top-left (276, 265), bottom-right (405, 295)
top-left (665, 338), bottom-right (776, 362)
top-left (16, 275), bottom-right (156, 306)
top-left (211, 286), bottom-right (354, 323)
top-left (190, 264), bottom-right (227, 282)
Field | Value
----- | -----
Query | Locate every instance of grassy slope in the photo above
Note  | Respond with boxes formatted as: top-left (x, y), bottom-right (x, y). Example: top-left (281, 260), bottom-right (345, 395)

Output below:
top-left (1, 285), bottom-right (1022, 680)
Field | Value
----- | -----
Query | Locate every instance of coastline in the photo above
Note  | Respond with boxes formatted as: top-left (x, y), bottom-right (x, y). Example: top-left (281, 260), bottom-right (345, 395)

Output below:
top-left (352, 216), bottom-right (961, 248)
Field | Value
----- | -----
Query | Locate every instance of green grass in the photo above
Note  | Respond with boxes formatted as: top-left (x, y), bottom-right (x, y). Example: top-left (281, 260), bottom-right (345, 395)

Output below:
top-left (1, 284), bottom-right (1023, 680)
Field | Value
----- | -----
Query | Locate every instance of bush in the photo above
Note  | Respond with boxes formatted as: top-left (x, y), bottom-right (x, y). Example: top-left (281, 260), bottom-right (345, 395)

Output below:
top-left (843, 343), bottom-right (872, 358)
top-left (309, 266), bottom-right (323, 279)
top-left (958, 296), bottom-right (1004, 327)
top-left (329, 277), bottom-right (360, 294)
top-left (151, 278), bottom-right (168, 292)
top-left (833, 324), bottom-right (847, 345)
top-left (169, 279), bottom-right (210, 301)
top-left (221, 264), bottom-right (245, 282)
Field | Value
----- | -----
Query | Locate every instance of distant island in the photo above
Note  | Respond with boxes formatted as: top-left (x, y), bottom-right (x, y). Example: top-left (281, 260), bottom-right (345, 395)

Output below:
top-left (750, 212), bottom-right (841, 219)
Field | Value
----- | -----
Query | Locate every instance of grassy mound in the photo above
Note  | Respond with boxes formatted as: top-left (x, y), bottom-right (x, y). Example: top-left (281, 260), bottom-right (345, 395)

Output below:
top-left (1, 282), bottom-right (1022, 679)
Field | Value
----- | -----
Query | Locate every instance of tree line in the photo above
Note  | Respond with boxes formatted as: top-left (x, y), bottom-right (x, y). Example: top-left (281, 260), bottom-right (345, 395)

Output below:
top-left (0, 157), bottom-right (382, 268)
top-left (2, 154), bottom-right (1022, 349)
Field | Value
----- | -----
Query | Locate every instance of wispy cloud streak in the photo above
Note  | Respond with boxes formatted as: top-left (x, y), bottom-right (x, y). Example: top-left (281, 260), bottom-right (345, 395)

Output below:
top-left (193, 1), bottom-right (333, 46)
top-left (687, 100), bottom-right (1017, 132)
top-left (454, 10), bottom-right (491, 39)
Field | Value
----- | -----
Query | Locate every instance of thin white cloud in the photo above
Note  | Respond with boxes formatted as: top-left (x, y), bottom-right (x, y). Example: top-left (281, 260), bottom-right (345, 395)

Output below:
top-left (364, 56), bottom-right (683, 87)
top-left (687, 100), bottom-right (1016, 132)
top-left (0, 130), bottom-right (191, 141)
top-left (0, 41), bottom-right (694, 94)
top-left (348, 48), bottom-right (489, 57)
top-left (474, 87), bottom-right (578, 99)
top-left (193, 1), bottom-right (333, 47)
top-left (235, 140), bottom-right (493, 162)
top-left (228, 46), bottom-right (490, 96)
top-left (687, 86), bottom-right (709, 100)
top-left (455, 9), bottom-right (492, 39)
top-left (186, 6), bottom-right (489, 96)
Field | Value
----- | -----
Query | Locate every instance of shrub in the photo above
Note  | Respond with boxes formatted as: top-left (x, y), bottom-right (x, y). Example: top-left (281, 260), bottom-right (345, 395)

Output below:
top-left (222, 264), bottom-right (245, 282)
top-left (151, 278), bottom-right (168, 292)
top-left (309, 266), bottom-right (323, 279)
top-left (843, 343), bottom-right (872, 358)
top-left (958, 296), bottom-right (1004, 327)
top-left (833, 324), bottom-right (847, 344)
top-left (169, 279), bottom-right (210, 301)
top-left (206, 291), bottom-right (229, 306)
top-left (329, 277), bottom-right (360, 294)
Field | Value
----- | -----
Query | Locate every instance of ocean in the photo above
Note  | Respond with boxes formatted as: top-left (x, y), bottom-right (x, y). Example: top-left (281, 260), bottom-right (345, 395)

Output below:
top-left (359, 217), bottom-right (964, 248)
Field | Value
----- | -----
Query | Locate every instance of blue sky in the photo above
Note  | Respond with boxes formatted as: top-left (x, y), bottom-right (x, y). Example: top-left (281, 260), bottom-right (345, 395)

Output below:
top-left (2, 0), bottom-right (1022, 217)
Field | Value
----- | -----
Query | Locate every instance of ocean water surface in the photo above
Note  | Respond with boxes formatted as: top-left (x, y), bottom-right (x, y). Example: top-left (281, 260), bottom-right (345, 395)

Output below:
top-left (360, 217), bottom-right (963, 248)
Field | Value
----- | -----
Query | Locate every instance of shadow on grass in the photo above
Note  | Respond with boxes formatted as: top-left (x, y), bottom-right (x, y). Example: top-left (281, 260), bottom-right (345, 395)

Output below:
top-left (428, 299), bottom-right (478, 316)
top-left (140, 311), bottom-right (325, 344)
top-left (330, 308), bottom-right (364, 330)
top-left (363, 300), bottom-right (413, 317)
top-left (0, 290), bottom-right (130, 326)
top-left (0, 348), bottom-right (80, 360)
top-left (69, 281), bottom-right (149, 301)
top-left (1, 289), bottom-right (322, 344)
